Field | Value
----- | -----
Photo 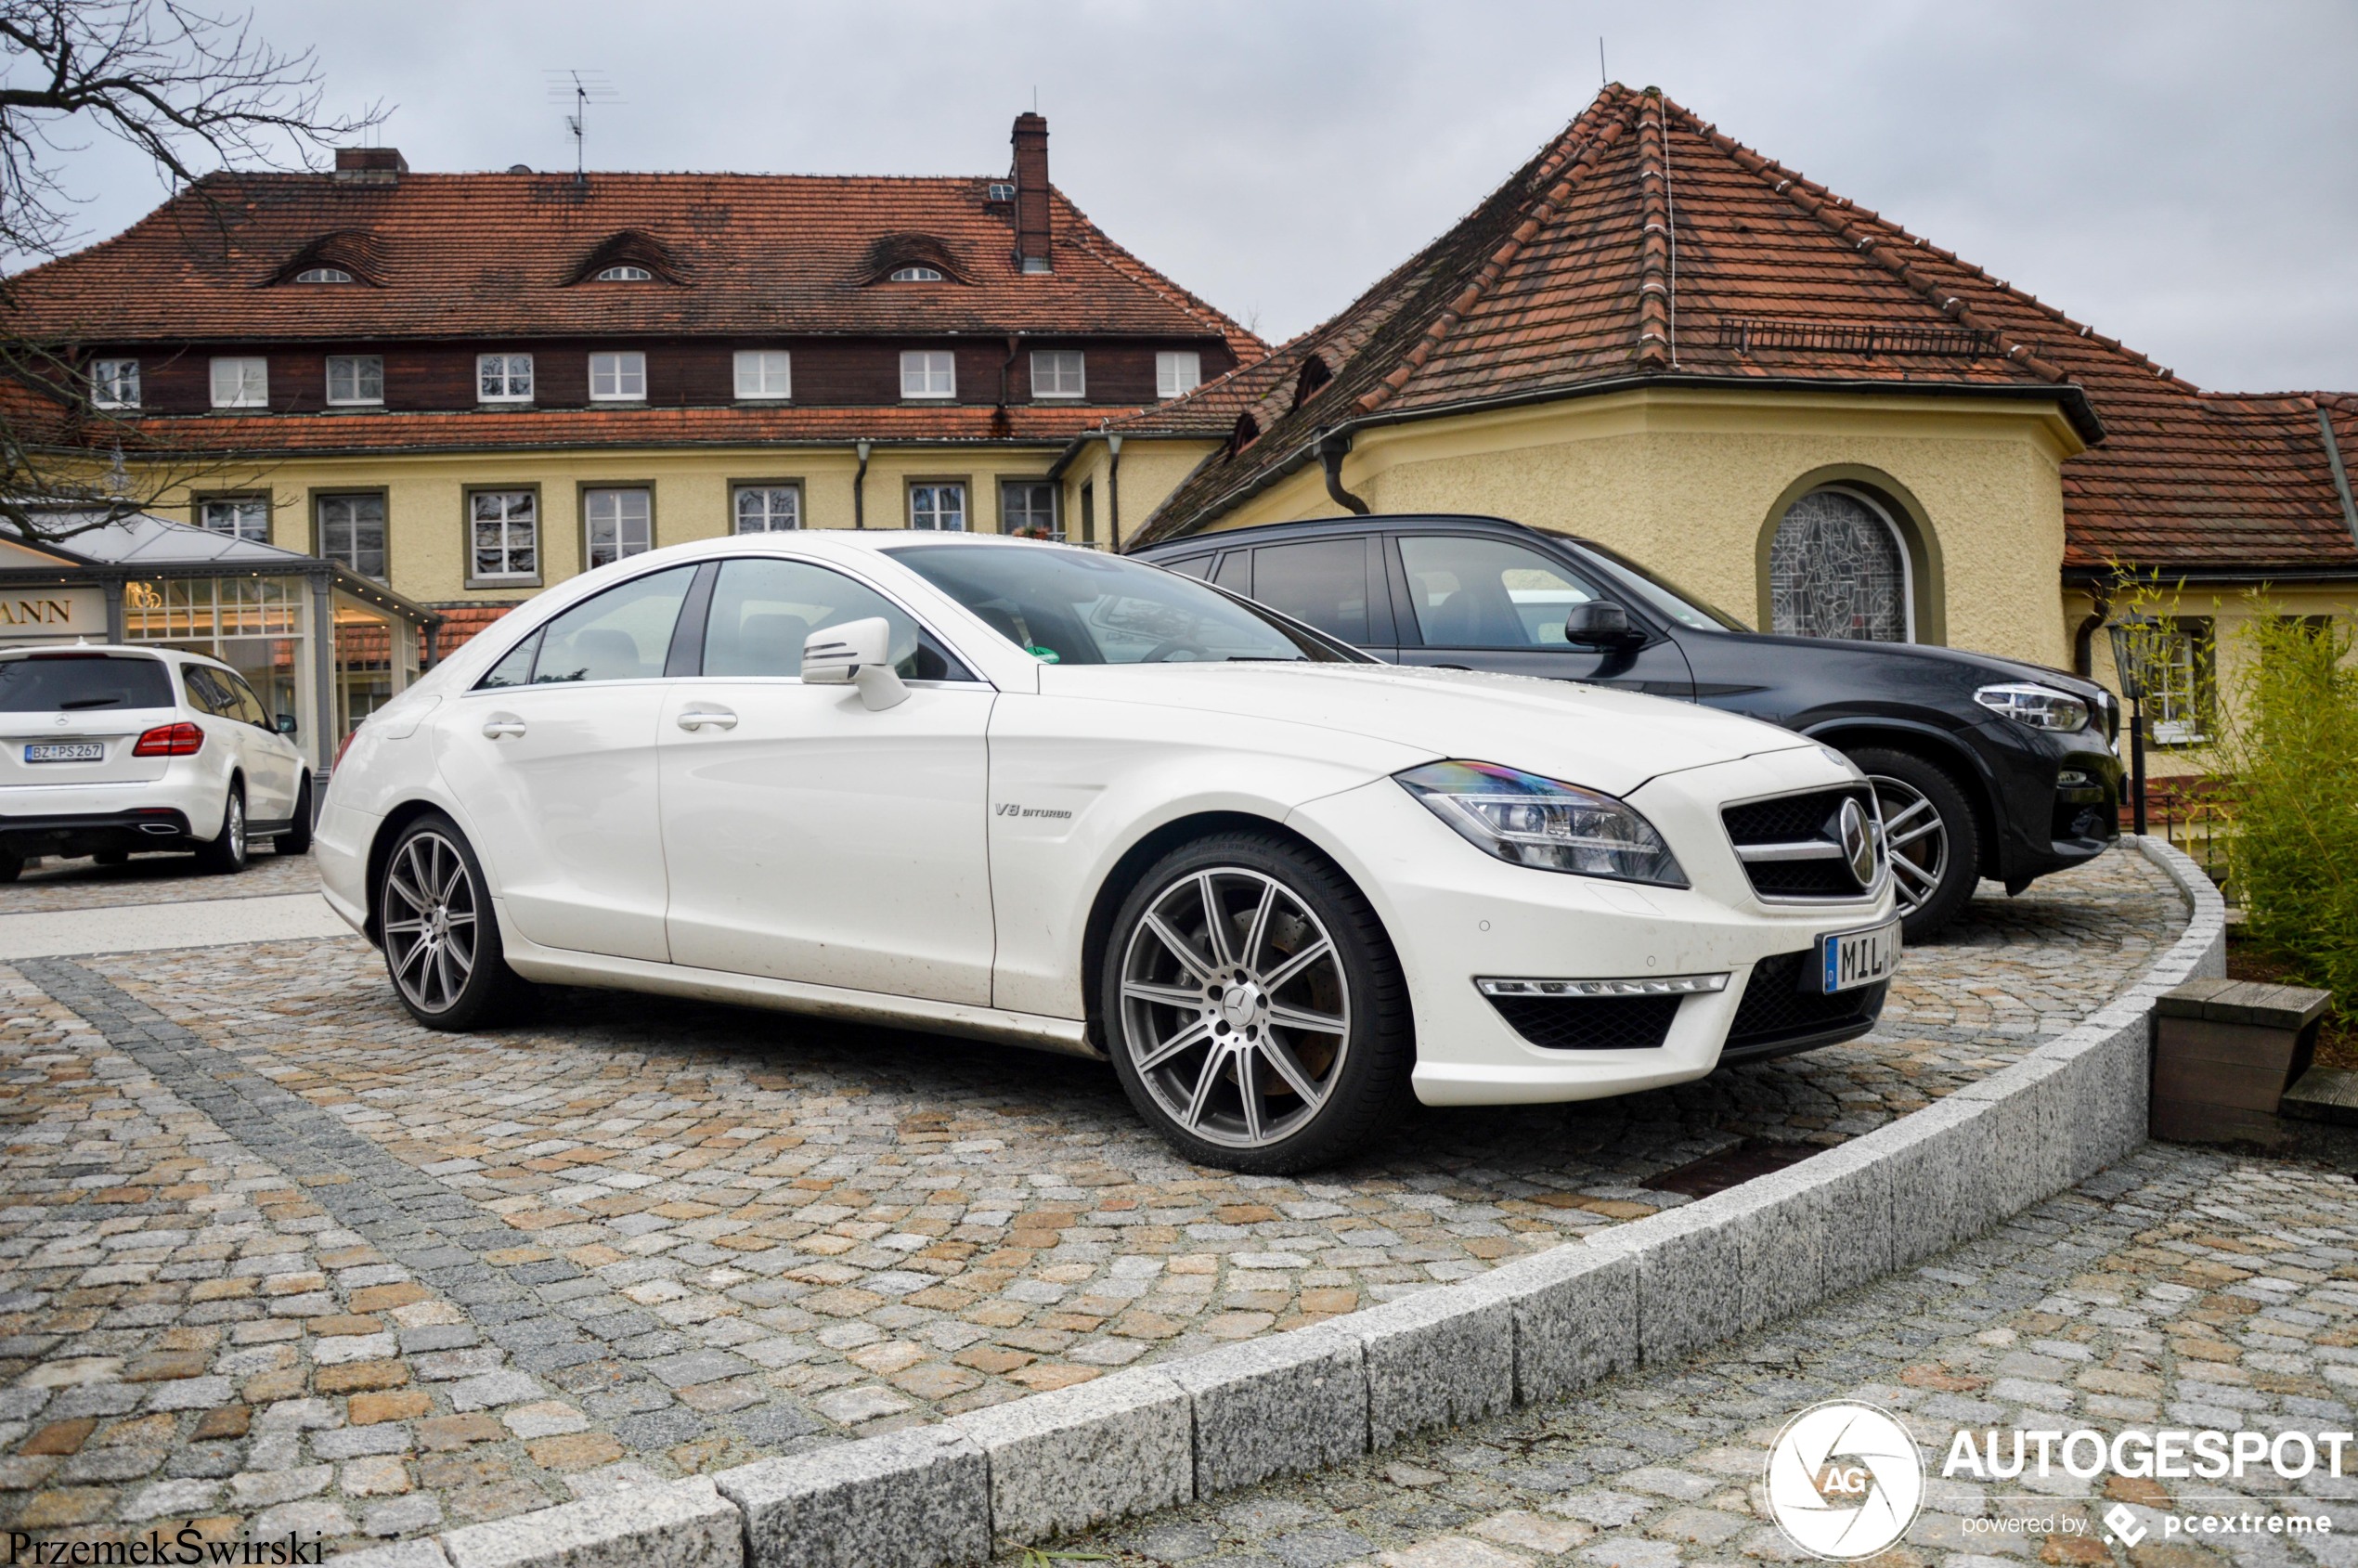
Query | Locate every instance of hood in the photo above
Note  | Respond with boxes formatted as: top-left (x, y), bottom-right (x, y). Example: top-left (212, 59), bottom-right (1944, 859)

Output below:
top-left (1041, 661), bottom-right (1813, 797)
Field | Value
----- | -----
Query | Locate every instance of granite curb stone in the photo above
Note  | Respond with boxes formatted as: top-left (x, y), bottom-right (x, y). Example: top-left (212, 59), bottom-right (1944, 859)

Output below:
top-left (715, 1427), bottom-right (989, 1568)
top-left (356, 837), bottom-right (2221, 1568)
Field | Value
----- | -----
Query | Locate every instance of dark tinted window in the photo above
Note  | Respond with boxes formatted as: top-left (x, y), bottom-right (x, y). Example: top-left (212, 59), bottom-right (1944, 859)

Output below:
top-left (182, 665), bottom-right (239, 717)
top-left (0, 654), bottom-right (174, 712)
top-left (1163, 555), bottom-right (1214, 581)
top-left (525, 566), bottom-right (695, 685)
top-left (1397, 535), bottom-right (1604, 649)
top-left (1250, 539), bottom-right (1371, 644)
top-left (1212, 552), bottom-right (1250, 592)
top-left (222, 671), bottom-right (272, 728)
top-left (701, 557), bottom-right (968, 681)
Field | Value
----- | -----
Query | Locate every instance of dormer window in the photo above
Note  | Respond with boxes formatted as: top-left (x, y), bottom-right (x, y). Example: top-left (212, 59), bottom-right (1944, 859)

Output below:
top-left (565, 232), bottom-right (686, 286)
top-left (987, 183), bottom-right (1016, 201)
top-left (596, 265), bottom-right (653, 282)
top-left (293, 267), bottom-right (354, 284)
top-left (889, 266), bottom-right (945, 283)
top-left (270, 231), bottom-right (384, 287)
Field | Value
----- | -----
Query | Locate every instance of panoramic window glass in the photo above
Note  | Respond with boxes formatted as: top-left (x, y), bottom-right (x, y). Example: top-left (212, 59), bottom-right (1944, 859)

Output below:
top-left (889, 543), bottom-right (1354, 666)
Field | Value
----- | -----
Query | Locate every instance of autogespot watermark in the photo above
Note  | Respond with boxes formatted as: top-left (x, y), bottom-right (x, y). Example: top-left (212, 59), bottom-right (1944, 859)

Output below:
top-left (1764, 1403), bottom-right (2347, 1562)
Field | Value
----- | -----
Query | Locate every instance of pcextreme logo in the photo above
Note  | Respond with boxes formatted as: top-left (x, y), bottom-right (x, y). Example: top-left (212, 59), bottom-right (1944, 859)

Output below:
top-left (1764, 1401), bottom-right (1926, 1561)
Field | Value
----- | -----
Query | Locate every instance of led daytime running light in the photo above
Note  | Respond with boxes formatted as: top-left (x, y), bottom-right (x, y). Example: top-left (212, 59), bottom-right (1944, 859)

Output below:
top-left (1477, 974), bottom-right (1729, 998)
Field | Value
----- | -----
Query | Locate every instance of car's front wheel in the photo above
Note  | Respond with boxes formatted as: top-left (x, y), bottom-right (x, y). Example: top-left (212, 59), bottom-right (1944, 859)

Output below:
top-left (1846, 745), bottom-right (1980, 940)
top-left (379, 813), bottom-right (531, 1030)
top-left (1101, 832), bottom-right (1412, 1173)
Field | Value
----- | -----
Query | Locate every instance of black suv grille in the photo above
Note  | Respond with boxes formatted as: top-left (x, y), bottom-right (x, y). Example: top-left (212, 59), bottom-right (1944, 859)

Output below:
top-left (1726, 950), bottom-right (1885, 1057)
top-left (1721, 785), bottom-right (1878, 901)
top-left (1486, 993), bottom-right (1682, 1052)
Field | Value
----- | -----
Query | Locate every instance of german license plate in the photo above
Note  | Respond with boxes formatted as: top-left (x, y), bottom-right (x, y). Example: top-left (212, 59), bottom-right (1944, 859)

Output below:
top-left (1820, 917), bottom-right (1901, 993)
top-left (24, 743), bottom-right (102, 763)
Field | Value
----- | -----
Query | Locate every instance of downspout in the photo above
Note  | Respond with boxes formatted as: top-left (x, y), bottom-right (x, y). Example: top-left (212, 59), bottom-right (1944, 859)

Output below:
top-left (1317, 432), bottom-right (1370, 515)
top-left (853, 439), bottom-right (871, 530)
top-left (998, 334), bottom-right (1021, 408)
top-left (2071, 577), bottom-right (2112, 679)
top-left (2320, 405), bottom-right (2358, 551)
top-left (1106, 434), bottom-right (1122, 552)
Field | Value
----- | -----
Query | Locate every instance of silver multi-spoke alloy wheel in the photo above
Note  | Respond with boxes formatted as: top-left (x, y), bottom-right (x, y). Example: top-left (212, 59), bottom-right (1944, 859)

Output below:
top-left (382, 831), bottom-right (480, 1016)
top-left (1868, 772), bottom-right (1947, 920)
top-left (224, 791), bottom-right (245, 861)
top-left (1118, 867), bottom-right (1353, 1152)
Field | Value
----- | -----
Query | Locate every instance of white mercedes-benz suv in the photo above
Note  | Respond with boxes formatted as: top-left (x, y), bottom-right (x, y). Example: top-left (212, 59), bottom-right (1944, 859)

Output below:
top-left (0, 645), bottom-right (312, 880)
top-left (319, 534), bottom-right (1898, 1172)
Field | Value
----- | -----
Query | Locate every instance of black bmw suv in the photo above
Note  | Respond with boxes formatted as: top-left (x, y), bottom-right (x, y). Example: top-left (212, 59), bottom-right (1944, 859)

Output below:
top-left (1134, 514), bottom-right (2122, 939)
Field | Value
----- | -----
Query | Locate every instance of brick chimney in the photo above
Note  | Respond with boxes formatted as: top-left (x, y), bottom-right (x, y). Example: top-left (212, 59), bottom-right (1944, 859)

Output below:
top-left (1010, 113), bottom-right (1051, 274)
top-left (333, 147), bottom-right (407, 186)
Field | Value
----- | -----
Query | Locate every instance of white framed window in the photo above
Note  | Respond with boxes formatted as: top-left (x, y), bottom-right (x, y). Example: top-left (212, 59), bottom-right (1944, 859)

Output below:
top-left (478, 353), bottom-right (534, 403)
top-left (294, 266), bottom-right (354, 284)
top-left (900, 351), bottom-right (955, 399)
top-left (1000, 480), bottom-right (1057, 539)
top-left (209, 356), bottom-right (268, 408)
top-left (2148, 619), bottom-right (2216, 746)
top-left (584, 487), bottom-right (653, 568)
top-left (89, 358), bottom-right (140, 409)
top-left (325, 354), bottom-right (384, 406)
top-left (732, 350), bottom-right (793, 400)
top-left (469, 490), bottom-right (539, 583)
top-left (199, 496), bottom-right (270, 543)
top-left (889, 266), bottom-right (944, 282)
top-left (1157, 351), bottom-right (1202, 400)
top-left (596, 265), bottom-right (653, 281)
top-left (317, 493), bottom-right (386, 580)
top-left (590, 351), bottom-right (647, 401)
top-left (733, 485), bottom-right (801, 533)
top-left (909, 483), bottom-right (966, 531)
top-left (1030, 350), bottom-right (1085, 399)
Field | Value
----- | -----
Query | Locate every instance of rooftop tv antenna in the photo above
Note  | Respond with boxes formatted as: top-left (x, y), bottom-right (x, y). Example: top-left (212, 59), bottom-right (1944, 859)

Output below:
top-left (544, 70), bottom-right (622, 186)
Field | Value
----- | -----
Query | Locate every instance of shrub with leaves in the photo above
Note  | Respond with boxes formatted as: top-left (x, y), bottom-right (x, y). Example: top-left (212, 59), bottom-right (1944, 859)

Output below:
top-left (2215, 609), bottom-right (2358, 1008)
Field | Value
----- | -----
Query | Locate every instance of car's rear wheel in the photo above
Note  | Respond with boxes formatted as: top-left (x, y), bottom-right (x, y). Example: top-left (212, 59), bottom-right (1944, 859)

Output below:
top-left (193, 785), bottom-right (248, 875)
top-left (278, 777), bottom-right (314, 855)
top-left (1101, 832), bottom-right (1412, 1173)
top-left (379, 814), bottom-right (532, 1030)
top-left (0, 850), bottom-right (19, 884)
top-left (1846, 745), bottom-right (1980, 940)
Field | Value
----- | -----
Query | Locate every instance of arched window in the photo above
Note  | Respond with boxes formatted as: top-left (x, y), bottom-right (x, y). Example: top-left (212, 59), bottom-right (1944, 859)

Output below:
top-left (889, 266), bottom-right (944, 282)
top-left (293, 266), bottom-right (354, 284)
top-left (595, 265), bottom-right (653, 281)
top-left (1768, 487), bottom-right (1912, 642)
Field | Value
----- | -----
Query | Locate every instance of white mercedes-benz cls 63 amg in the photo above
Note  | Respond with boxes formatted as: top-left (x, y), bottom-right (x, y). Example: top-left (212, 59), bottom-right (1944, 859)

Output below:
top-left (318, 533), bottom-right (1898, 1172)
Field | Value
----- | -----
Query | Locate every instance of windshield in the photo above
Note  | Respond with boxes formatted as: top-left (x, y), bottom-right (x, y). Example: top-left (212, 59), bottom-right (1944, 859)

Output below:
top-left (1576, 541), bottom-right (1751, 632)
top-left (888, 543), bottom-right (1357, 666)
top-left (0, 653), bottom-right (174, 712)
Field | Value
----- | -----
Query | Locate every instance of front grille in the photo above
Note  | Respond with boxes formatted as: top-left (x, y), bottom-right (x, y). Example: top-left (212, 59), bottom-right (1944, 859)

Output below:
top-left (1726, 950), bottom-right (1885, 1055)
top-left (1721, 785), bottom-right (1879, 902)
top-left (1486, 993), bottom-right (1682, 1052)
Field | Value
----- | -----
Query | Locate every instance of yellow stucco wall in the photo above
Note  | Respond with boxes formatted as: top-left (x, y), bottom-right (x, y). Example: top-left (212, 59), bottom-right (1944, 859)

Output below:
top-left (1192, 387), bottom-right (2085, 668)
top-left (149, 444), bottom-right (1082, 604)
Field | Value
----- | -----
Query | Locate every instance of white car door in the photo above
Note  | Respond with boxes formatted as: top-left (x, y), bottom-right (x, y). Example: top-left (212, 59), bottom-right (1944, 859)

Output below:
top-left (216, 668), bottom-right (301, 821)
top-left (432, 564), bottom-right (698, 963)
top-left (657, 554), bottom-right (996, 1004)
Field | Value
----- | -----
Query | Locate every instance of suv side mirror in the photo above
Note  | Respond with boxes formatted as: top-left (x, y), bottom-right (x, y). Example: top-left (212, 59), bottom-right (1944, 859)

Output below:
top-left (1561, 601), bottom-right (1637, 647)
top-left (802, 616), bottom-right (910, 711)
top-left (274, 713), bottom-right (299, 735)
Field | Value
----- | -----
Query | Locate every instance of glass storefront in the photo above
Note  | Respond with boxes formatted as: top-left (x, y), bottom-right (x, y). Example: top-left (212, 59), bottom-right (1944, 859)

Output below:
top-left (123, 576), bottom-right (308, 734)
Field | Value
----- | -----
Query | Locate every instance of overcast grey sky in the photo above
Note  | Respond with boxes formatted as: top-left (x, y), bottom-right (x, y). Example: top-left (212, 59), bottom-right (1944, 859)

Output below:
top-left (24, 1), bottom-right (2358, 392)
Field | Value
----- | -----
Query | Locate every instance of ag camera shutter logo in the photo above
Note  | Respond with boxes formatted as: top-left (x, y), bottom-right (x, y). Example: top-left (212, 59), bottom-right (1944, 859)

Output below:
top-left (1765, 1401), bottom-right (1925, 1560)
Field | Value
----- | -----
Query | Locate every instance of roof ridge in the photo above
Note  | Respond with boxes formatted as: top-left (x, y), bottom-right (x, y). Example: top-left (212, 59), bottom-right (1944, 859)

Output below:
top-left (1665, 96), bottom-right (2074, 391)
top-left (1633, 91), bottom-right (1673, 369)
top-left (1355, 88), bottom-right (1637, 415)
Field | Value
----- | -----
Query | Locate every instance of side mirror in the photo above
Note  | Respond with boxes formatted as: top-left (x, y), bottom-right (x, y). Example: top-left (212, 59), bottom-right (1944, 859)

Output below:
top-left (274, 713), bottom-right (298, 735)
top-left (801, 616), bottom-right (909, 711)
top-left (1561, 601), bottom-right (1636, 647)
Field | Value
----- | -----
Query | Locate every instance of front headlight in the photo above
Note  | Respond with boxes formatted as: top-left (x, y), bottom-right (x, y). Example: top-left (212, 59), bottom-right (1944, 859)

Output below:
top-left (1974, 681), bottom-right (2089, 732)
top-left (1397, 760), bottom-right (1687, 887)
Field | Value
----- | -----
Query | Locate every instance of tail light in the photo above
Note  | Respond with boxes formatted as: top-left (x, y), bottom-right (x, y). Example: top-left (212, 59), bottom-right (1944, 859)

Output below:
top-left (132, 721), bottom-right (204, 758)
top-left (333, 727), bottom-right (360, 771)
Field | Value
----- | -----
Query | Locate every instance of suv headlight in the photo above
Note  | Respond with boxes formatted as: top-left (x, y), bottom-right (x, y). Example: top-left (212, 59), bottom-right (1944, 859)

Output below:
top-left (1974, 681), bottom-right (2089, 732)
top-left (1397, 760), bottom-right (1687, 887)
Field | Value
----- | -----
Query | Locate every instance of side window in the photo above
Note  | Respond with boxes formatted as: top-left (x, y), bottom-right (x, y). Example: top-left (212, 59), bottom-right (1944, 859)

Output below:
top-left (701, 557), bottom-right (969, 682)
top-left (181, 665), bottom-right (234, 717)
top-left (1250, 539), bottom-right (1371, 644)
top-left (1211, 552), bottom-right (1250, 593)
top-left (528, 566), bottom-right (697, 685)
top-left (479, 632), bottom-right (540, 690)
top-left (1396, 535), bottom-right (1603, 649)
top-left (1162, 555), bottom-right (1214, 581)
top-left (224, 672), bottom-right (272, 728)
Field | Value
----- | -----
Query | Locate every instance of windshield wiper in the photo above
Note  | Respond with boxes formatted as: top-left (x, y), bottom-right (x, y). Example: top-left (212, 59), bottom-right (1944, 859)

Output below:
top-left (60, 696), bottom-right (124, 708)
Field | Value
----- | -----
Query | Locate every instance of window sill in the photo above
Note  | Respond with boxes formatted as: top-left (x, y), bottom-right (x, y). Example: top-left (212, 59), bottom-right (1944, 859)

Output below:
top-left (900, 393), bottom-right (958, 402)
top-left (466, 577), bottom-right (543, 591)
top-left (1033, 392), bottom-right (1086, 401)
top-left (476, 400), bottom-right (536, 409)
top-left (733, 396), bottom-right (794, 406)
top-left (325, 401), bottom-right (385, 410)
top-left (588, 396), bottom-right (649, 406)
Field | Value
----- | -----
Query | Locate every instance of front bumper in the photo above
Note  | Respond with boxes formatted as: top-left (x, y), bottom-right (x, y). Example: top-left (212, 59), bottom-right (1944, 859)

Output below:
top-left (1976, 719), bottom-right (2124, 884)
top-left (1289, 747), bottom-right (1898, 1108)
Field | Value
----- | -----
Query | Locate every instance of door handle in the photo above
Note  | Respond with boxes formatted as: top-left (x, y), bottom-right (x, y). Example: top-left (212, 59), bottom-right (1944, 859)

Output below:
top-left (481, 717), bottom-right (526, 740)
top-left (677, 706), bottom-right (737, 732)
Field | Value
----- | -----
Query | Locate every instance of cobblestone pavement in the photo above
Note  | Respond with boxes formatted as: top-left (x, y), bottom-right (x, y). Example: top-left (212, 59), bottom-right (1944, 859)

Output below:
top-left (1, 847), bottom-right (316, 913)
top-left (0, 851), bottom-right (2186, 1556)
top-left (1030, 1143), bottom-right (2358, 1568)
